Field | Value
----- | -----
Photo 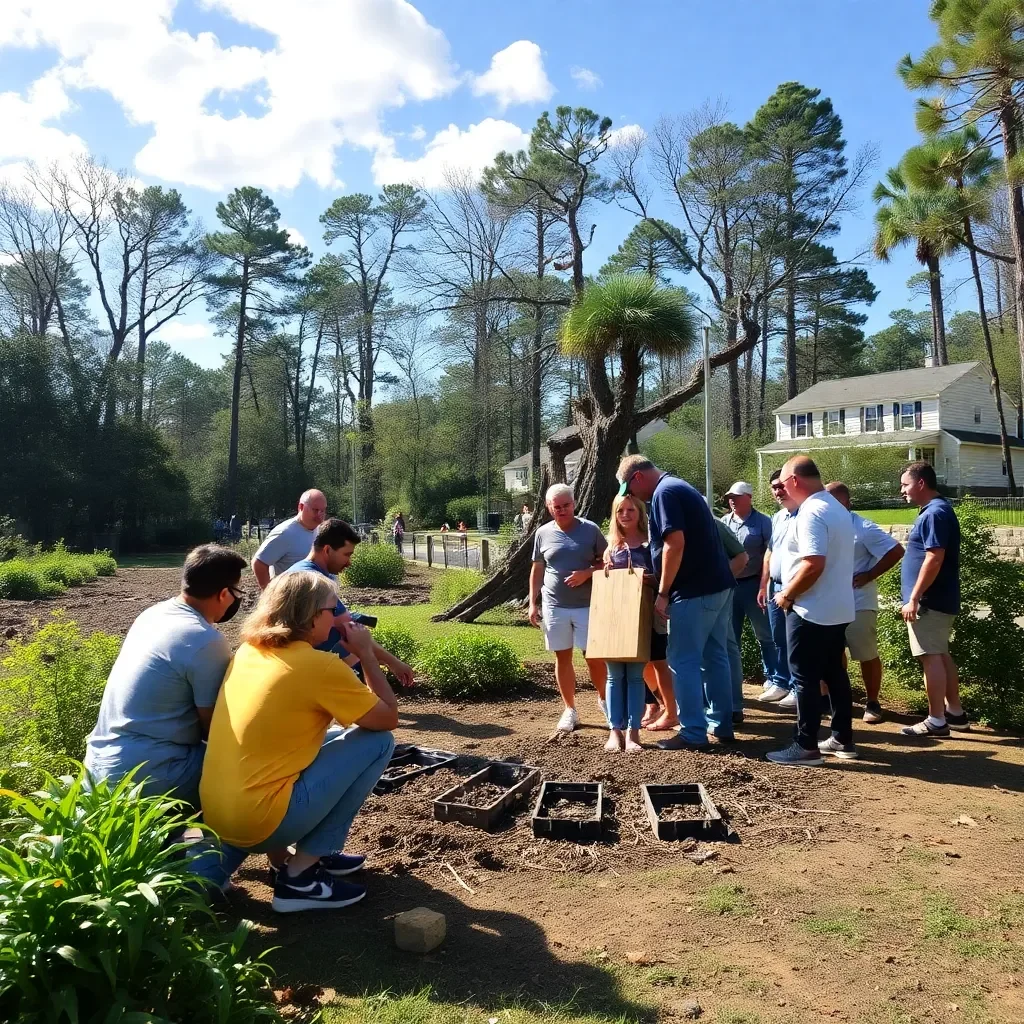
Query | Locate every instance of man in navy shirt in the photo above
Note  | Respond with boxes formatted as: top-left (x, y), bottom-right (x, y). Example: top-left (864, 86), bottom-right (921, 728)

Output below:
top-left (284, 518), bottom-right (414, 687)
top-left (898, 462), bottom-right (967, 737)
top-left (618, 455), bottom-right (735, 749)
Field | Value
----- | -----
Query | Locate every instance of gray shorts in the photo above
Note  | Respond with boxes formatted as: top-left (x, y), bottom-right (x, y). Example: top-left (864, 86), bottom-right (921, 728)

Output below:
top-left (845, 610), bottom-right (878, 662)
top-left (907, 609), bottom-right (955, 657)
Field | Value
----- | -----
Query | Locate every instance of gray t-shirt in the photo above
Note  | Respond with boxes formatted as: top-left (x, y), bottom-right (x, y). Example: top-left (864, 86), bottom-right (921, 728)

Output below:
top-left (532, 518), bottom-right (607, 609)
top-left (253, 516), bottom-right (315, 578)
top-left (721, 508), bottom-right (773, 580)
top-left (85, 599), bottom-right (231, 796)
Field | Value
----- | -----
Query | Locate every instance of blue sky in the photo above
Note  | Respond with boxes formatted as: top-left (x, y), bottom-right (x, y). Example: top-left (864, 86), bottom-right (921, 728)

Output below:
top-left (0, 0), bottom-right (950, 371)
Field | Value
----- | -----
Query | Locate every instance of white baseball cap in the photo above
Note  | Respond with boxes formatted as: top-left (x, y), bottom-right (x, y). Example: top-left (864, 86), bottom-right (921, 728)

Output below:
top-left (725, 481), bottom-right (753, 497)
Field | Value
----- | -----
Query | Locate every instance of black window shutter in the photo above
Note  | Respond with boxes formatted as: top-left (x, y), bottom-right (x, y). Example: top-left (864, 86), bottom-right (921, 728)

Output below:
top-left (808, 412), bottom-right (813, 436)
top-left (877, 404), bottom-right (884, 431)
top-left (839, 408), bottom-right (845, 430)
top-left (893, 402), bottom-right (900, 430)
top-left (860, 406), bottom-right (865, 431)
top-left (790, 413), bottom-right (795, 435)
top-left (914, 400), bottom-right (922, 430)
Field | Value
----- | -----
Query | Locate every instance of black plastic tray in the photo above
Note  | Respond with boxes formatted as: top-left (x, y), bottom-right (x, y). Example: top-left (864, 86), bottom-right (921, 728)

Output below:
top-left (531, 781), bottom-right (604, 841)
top-left (374, 746), bottom-right (458, 794)
top-left (642, 783), bottom-right (725, 841)
top-left (433, 761), bottom-right (541, 829)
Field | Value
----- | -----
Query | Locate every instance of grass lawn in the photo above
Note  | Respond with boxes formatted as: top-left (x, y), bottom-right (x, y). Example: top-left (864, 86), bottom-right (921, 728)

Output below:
top-left (115, 552), bottom-right (190, 568)
top-left (860, 506), bottom-right (1024, 526)
top-left (361, 602), bottom-right (552, 662)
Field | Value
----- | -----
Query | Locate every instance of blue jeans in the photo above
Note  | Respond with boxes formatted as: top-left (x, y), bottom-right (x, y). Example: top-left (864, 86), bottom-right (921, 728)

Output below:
top-left (725, 594), bottom-right (743, 708)
top-left (667, 588), bottom-right (734, 743)
top-left (211, 726), bottom-right (395, 883)
top-left (767, 579), bottom-right (792, 689)
top-left (732, 576), bottom-right (781, 687)
top-left (605, 661), bottom-right (646, 729)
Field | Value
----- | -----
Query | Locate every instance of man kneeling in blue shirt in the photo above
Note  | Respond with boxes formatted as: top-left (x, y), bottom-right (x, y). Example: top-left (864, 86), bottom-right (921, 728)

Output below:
top-left (284, 518), bottom-right (414, 687)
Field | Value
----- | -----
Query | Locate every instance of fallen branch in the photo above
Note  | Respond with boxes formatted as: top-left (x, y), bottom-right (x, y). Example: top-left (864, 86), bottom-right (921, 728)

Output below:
top-left (443, 860), bottom-right (475, 895)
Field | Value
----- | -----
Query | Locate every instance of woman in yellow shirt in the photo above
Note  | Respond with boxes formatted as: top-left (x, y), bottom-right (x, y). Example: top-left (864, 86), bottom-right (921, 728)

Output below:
top-left (201, 570), bottom-right (398, 913)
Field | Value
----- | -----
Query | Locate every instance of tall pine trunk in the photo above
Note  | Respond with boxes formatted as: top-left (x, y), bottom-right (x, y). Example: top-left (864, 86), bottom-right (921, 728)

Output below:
top-left (226, 261), bottom-right (249, 517)
top-left (999, 97), bottom-right (1024, 415)
top-left (926, 253), bottom-right (948, 365)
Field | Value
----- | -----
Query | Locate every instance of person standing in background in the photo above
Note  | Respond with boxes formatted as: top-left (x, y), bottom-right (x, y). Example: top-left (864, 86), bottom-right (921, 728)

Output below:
top-left (758, 470), bottom-right (797, 707)
top-left (251, 489), bottom-right (327, 589)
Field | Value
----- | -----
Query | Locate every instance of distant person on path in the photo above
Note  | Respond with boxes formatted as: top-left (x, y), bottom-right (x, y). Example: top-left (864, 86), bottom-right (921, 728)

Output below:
top-left (201, 571), bottom-right (398, 913)
top-left (757, 470), bottom-right (798, 706)
top-left (213, 517), bottom-right (226, 543)
top-left (825, 481), bottom-right (905, 724)
top-left (392, 511), bottom-right (405, 554)
top-left (529, 483), bottom-right (609, 733)
top-left (768, 457), bottom-right (856, 766)
top-left (616, 455), bottom-right (735, 751)
top-left (514, 503), bottom-right (533, 534)
top-left (85, 545), bottom-right (247, 808)
top-left (457, 520), bottom-right (468, 533)
top-left (601, 494), bottom-right (657, 753)
top-left (715, 518), bottom-right (749, 724)
top-left (898, 462), bottom-right (968, 737)
top-left (251, 489), bottom-right (327, 589)
top-left (284, 518), bottom-right (414, 686)
top-left (229, 513), bottom-right (240, 541)
top-left (720, 481), bottom-right (780, 711)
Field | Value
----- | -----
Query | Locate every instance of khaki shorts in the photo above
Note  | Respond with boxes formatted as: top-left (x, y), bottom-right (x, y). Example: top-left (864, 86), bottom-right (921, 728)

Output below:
top-left (845, 609), bottom-right (878, 662)
top-left (907, 609), bottom-right (955, 657)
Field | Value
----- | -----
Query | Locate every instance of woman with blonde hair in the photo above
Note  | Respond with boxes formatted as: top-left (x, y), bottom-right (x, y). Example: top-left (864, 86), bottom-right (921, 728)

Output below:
top-left (200, 570), bottom-right (398, 913)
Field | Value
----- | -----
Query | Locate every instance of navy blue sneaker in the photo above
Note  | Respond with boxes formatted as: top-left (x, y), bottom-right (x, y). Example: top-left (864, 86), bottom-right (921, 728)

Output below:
top-left (271, 865), bottom-right (366, 914)
top-left (268, 852), bottom-right (365, 886)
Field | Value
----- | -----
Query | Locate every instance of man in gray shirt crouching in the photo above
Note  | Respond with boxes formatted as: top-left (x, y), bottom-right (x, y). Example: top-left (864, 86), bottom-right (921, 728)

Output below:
top-left (529, 483), bottom-right (608, 733)
top-left (85, 545), bottom-right (247, 808)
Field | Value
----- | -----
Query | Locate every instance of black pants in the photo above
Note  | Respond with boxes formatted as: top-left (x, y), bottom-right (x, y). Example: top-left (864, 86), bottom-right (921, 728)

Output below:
top-left (785, 613), bottom-right (853, 749)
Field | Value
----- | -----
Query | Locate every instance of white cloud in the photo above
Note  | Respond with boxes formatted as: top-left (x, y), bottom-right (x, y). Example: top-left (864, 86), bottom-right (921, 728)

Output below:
top-left (570, 66), bottom-right (602, 91)
top-left (372, 118), bottom-right (530, 188)
top-left (607, 124), bottom-right (646, 149)
top-left (409, 125), bottom-right (427, 141)
top-left (284, 225), bottom-right (307, 248)
top-left (471, 40), bottom-right (553, 111)
top-left (2, 0), bottom-right (460, 192)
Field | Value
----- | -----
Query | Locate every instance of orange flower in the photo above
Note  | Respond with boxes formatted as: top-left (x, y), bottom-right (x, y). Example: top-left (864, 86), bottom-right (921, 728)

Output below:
top-left (52, 879), bottom-right (65, 888)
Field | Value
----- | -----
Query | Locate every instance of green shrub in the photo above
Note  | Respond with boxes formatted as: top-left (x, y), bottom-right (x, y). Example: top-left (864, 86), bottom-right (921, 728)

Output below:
top-left (740, 619), bottom-right (762, 682)
top-left (373, 624), bottom-right (420, 685)
top-left (0, 561), bottom-right (61, 600)
top-left (417, 633), bottom-right (528, 699)
top-left (343, 542), bottom-right (406, 588)
top-left (0, 516), bottom-right (32, 562)
top-left (445, 496), bottom-right (481, 528)
top-left (0, 771), bottom-right (281, 1023)
top-left (87, 550), bottom-right (117, 576)
top-left (33, 542), bottom-right (99, 587)
top-left (878, 497), bottom-right (1024, 730)
top-left (0, 612), bottom-right (122, 794)
top-left (430, 568), bottom-right (485, 608)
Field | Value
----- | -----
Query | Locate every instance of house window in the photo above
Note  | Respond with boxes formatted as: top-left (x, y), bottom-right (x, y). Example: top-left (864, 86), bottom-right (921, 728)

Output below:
top-left (974, 405), bottom-right (982, 425)
top-left (827, 409), bottom-right (845, 435)
top-left (901, 403), bottom-right (916, 429)
top-left (863, 404), bottom-right (884, 432)
top-left (912, 447), bottom-right (935, 466)
top-left (795, 413), bottom-right (809, 438)
top-left (1003, 460), bottom-right (1008, 476)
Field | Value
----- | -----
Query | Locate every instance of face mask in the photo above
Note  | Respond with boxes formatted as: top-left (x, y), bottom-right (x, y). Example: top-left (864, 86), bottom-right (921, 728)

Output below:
top-left (219, 593), bottom-right (243, 623)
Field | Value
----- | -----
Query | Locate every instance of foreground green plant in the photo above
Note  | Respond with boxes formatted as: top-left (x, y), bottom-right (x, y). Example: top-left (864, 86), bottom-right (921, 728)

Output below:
top-left (877, 498), bottom-right (1024, 729)
top-left (417, 633), bottom-right (528, 699)
top-left (373, 624), bottom-right (420, 686)
top-left (0, 771), bottom-right (280, 1023)
top-left (0, 613), bottom-right (121, 794)
top-left (343, 542), bottom-right (406, 588)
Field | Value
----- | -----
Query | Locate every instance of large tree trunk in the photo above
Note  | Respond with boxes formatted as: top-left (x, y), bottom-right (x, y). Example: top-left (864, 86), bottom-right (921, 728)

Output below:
top-left (226, 264), bottom-right (249, 517)
top-left (999, 99), bottom-right (1024, 416)
top-left (926, 253), bottom-right (948, 365)
top-left (964, 214), bottom-right (1017, 494)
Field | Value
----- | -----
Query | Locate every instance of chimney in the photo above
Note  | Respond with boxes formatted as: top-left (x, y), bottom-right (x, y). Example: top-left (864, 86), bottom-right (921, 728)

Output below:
top-left (924, 355), bottom-right (935, 368)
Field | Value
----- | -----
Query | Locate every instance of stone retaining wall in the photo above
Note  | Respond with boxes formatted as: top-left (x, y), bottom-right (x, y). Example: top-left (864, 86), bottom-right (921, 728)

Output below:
top-left (883, 523), bottom-right (1024, 562)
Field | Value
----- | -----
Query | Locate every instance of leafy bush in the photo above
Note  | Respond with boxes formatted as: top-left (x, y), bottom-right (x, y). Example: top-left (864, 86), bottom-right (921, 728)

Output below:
top-left (417, 633), bottom-right (528, 699)
top-left (877, 498), bottom-right (1024, 729)
top-left (740, 619), bottom-right (762, 682)
top-left (0, 516), bottom-right (32, 563)
top-left (88, 550), bottom-right (117, 576)
top-left (33, 542), bottom-right (99, 587)
top-left (0, 771), bottom-right (281, 1023)
top-left (445, 496), bottom-right (481, 528)
top-left (0, 546), bottom-right (118, 600)
top-left (373, 624), bottom-right (420, 685)
top-left (0, 613), bottom-right (122, 794)
top-left (343, 541), bottom-right (406, 588)
top-left (430, 568), bottom-right (485, 608)
top-left (0, 561), bottom-right (62, 600)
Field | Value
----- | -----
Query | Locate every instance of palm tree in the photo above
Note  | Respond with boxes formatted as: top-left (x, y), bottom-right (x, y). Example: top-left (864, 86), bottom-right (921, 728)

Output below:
top-left (873, 166), bottom-right (955, 366)
top-left (903, 128), bottom-right (1017, 494)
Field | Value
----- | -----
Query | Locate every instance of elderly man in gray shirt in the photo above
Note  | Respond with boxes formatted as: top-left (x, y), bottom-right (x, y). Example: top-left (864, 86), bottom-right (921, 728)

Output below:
top-left (85, 545), bottom-right (247, 808)
top-left (720, 481), bottom-right (782, 711)
top-left (529, 483), bottom-right (608, 734)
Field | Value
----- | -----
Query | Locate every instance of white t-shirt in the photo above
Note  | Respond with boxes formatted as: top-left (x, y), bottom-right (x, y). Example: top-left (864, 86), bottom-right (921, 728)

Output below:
top-left (781, 489), bottom-right (855, 626)
top-left (253, 516), bottom-right (316, 578)
top-left (850, 511), bottom-right (900, 614)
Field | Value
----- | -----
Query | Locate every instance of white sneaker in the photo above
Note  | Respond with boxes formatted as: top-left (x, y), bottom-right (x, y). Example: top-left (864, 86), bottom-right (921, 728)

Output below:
top-left (758, 684), bottom-right (789, 703)
top-left (818, 736), bottom-right (859, 760)
top-left (597, 698), bottom-right (609, 724)
top-left (777, 691), bottom-right (798, 709)
top-left (556, 706), bottom-right (579, 732)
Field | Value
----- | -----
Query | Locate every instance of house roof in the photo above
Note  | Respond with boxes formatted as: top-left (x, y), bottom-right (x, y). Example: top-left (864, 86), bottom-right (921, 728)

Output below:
top-left (501, 419), bottom-right (668, 471)
top-left (945, 428), bottom-right (1024, 450)
top-left (757, 430), bottom-right (942, 454)
top-left (773, 362), bottom-right (981, 415)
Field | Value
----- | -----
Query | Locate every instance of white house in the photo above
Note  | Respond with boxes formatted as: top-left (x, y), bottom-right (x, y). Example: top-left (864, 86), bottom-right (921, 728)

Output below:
top-left (502, 420), bottom-right (669, 494)
top-left (756, 361), bottom-right (1023, 495)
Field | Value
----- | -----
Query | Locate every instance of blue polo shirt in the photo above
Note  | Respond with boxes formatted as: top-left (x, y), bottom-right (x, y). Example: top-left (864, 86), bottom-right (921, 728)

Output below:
top-left (901, 497), bottom-right (960, 614)
top-left (283, 558), bottom-right (349, 653)
top-left (648, 475), bottom-right (735, 601)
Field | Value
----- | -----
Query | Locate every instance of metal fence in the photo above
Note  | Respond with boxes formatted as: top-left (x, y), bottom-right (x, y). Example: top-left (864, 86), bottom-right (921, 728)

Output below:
top-left (367, 531), bottom-right (512, 571)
